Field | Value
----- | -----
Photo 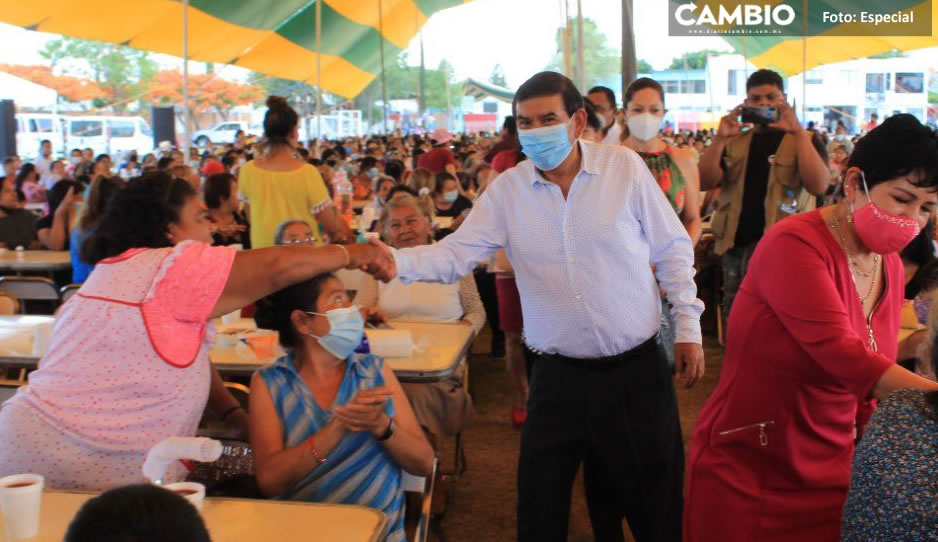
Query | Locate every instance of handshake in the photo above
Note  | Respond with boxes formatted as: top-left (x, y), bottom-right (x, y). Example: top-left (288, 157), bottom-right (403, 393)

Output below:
top-left (343, 238), bottom-right (398, 282)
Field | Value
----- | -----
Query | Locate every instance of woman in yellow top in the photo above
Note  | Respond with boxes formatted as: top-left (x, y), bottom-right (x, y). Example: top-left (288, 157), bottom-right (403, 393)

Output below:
top-left (239, 96), bottom-right (352, 248)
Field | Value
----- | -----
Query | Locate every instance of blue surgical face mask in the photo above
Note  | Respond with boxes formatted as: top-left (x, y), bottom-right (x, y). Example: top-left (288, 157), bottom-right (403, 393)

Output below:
top-left (367, 167), bottom-right (380, 179)
top-left (443, 190), bottom-right (459, 203)
top-left (306, 306), bottom-right (364, 360)
top-left (518, 120), bottom-right (574, 171)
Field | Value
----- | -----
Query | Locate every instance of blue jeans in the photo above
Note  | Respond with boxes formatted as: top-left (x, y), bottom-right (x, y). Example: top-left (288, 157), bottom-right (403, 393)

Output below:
top-left (721, 244), bottom-right (757, 336)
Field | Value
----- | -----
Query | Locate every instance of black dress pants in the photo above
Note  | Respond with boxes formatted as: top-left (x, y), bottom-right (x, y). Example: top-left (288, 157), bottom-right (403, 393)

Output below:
top-left (517, 337), bottom-right (684, 542)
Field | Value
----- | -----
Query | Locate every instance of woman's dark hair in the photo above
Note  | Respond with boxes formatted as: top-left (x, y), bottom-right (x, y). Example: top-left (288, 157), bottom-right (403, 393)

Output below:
top-left (46, 180), bottom-right (82, 218)
top-left (256, 273), bottom-right (337, 348)
top-left (81, 172), bottom-right (196, 265)
top-left (263, 95), bottom-right (299, 147)
top-left (203, 172), bottom-right (236, 209)
top-left (79, 176), bottom-right (123, 232)
top-left (502, 115), bottom-right (517, 136)
top-left (624, 77), bottom-right (665, 107)
top-left (14, 163), bottom-right (36, 194)
top-left (582, 97), bottom-right (602, 132)
top-left (434, 171), bottom-right (458, 194)
top-left (360, 156), bottom-right (378, 172)
top-left (65, 484), bottom-right (210, 542)
top-left (849, 114), bottom-right (938, 192)
top-left (94, 154), bottom-right (110, 164)
top-left (387, 185), bottom-right (417, 200)
top-left (384, 159), bottom-right (405, 183)
top-left (512, 71), bottom-right (583, 118)
top-left (157, 157), bottom-right (174, 170)
top-left (746, 69), bottom-right (785, 92)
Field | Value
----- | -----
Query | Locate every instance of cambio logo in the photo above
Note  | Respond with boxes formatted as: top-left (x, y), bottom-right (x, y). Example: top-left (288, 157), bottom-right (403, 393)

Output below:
top-left (674, 3), bottom-right (796, 27)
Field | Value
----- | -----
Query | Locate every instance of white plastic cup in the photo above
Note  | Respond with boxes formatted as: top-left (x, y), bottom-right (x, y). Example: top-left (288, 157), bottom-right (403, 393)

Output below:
top-left (32, 322), bottom-right (53, 357)
top-left (362, 232), bottom-right (380, 242)
top-left (163, 482), bottom-right (206, 512)
top-left (14, 247), bottom-right (23, 262)
top-left (0, 473), bottom-right (44, 539)
top-left (220, 310), bottom-right (241, 325)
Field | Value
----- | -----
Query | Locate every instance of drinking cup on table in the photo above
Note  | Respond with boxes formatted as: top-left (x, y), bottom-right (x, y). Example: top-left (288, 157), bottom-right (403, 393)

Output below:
top-left (32, 322), bottom-right (53, 357)
top-left (0, 473), bottom-right (44, 539)
top-left (14, 246), bottom-right (23, 261)
top-left (163, 481), bottom-right (206, 512)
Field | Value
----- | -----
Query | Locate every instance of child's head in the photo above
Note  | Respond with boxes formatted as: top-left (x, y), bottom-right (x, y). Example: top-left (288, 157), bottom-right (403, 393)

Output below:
top-left (65, 484), bottom-right (210, 542)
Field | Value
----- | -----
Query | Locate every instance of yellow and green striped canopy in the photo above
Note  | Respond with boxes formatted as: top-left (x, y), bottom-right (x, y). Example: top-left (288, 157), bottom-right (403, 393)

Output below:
top-left (717, 0), bottom-right (938, 76)
top-left (0, 0), bottom-right (472, 98)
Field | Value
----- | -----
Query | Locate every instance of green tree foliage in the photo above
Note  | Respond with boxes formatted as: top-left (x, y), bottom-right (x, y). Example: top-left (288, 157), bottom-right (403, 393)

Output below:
top-left (489, 64), bottom-right (508, 87)
top-left (637, 59), bottom-right (654, 74)
top-left (352, 53), bottom-right (463, 116)
top-left (545, 17), bottom-right (620, 88)
top-left (40, 38), bottom-right (157, 111)
top-left (667, 49), bottom-right (726, 70)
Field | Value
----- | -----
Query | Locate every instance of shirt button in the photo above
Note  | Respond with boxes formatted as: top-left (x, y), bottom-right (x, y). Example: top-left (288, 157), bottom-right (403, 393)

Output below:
top-left (569, 258), bottom-right (575, 264)
top-left (582, 327), bottom-right (588, 332)
top-left (575, 294), bottom-right (582, 300)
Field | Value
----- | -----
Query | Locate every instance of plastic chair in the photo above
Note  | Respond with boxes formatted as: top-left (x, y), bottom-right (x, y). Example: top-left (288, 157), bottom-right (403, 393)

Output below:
top-left (402, 457), bottom-right (437, 542)
top-left (59, 284), bottom-right (81, 305)
top-left (0, 277), bottom-right (60, 312)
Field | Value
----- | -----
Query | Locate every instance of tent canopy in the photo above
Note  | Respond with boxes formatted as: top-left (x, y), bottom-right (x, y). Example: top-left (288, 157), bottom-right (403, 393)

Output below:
top-left (716, 0), bottom-right (938, 76)
top-left (0, 0), bottom-right (472, 98)
top-left (463, 78), bottom-right (514, 102)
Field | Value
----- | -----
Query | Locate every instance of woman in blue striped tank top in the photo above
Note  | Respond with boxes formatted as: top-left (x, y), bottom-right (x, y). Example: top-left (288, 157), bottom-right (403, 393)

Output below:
top-left (249, 273), bottom-right (435, 542)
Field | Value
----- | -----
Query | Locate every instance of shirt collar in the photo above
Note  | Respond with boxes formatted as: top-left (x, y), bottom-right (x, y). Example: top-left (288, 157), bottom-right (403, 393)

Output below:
top-left (528, 140), bottom-right (599, 186)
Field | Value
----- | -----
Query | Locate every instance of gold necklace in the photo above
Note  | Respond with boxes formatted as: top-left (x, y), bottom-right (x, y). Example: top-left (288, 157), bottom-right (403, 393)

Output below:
top-left (826, 212), bottom-right (881, 351)
top-left (827, 214), bottom-right (879, 302)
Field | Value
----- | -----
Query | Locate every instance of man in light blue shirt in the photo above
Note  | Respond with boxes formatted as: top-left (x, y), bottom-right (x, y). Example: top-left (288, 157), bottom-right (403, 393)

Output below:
top-left (390, 72), bottom-right (704, 542)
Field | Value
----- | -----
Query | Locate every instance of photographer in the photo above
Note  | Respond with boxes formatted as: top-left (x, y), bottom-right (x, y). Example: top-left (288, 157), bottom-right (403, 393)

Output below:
top-left (698, 69), bottom-right (830, 327)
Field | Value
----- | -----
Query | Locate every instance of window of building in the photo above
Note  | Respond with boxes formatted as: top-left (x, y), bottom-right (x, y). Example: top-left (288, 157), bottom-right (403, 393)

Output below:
top-left (895, 72), bottom-right (924, 93)
top-left (865, 73), bottom-right (885, 93)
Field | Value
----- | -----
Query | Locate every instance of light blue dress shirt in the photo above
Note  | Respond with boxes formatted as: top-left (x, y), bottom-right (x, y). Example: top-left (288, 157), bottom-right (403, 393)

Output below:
top-left (393, 140), bottom-right (703, 359)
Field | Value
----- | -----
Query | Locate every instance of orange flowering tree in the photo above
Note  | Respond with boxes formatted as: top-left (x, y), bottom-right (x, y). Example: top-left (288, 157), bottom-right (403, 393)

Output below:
top-left (0, 63), bottom-right (110, 103)
top-left (146, 70), bottom-right (265, 122)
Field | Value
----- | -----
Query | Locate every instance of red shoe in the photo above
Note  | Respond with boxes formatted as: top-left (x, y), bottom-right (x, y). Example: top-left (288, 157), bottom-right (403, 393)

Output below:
top-left (511, 407), bottom-right (527, 429)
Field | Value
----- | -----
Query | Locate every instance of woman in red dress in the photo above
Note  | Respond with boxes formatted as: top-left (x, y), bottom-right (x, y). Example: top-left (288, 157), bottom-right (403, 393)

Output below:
top-left (685, 114), bottom-right (938, 541)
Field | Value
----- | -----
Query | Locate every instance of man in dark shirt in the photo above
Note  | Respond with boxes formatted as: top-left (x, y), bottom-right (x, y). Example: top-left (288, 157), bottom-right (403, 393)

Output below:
top-left (0, 176), bottom-right (39, 249)
top-left (699, 69), bottom-right (830, 328)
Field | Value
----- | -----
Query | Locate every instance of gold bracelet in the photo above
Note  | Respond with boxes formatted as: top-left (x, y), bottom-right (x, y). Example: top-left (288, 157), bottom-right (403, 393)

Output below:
top-left (336, 244), bottom-right (351, 268)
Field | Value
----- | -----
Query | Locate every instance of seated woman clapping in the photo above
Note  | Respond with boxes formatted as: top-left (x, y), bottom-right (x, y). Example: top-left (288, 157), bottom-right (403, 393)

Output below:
top-left (354, 193), bottom-right (482, 442)
top-left (249, 274), bottom-right (434, 542)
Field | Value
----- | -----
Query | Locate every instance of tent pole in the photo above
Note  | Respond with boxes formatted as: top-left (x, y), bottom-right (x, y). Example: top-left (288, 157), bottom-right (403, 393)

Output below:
top-left (182, 0), bottom-right (190, 160)
top-left (562, 0), bottom-right (572, 79)
top-left (316, 0), bottom-right (322, 144)
top-left (801, 0), bottom-right (807, 122)
top-left (576, 0), bottom-right (585, 91)
top-left (378, 0), bottom-right (388, 134)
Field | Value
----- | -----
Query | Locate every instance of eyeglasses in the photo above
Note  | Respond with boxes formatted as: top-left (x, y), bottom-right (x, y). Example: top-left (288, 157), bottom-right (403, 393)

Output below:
top-left (279, 236), bottom-right (318, 245)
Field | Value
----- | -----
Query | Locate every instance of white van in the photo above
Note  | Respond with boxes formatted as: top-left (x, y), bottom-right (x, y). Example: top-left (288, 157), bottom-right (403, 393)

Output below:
top-left (104, 116), bottom-right (153, 156)
top-left (15, 113), bottom-right (66, 160)
top-left (65, 117), bottom-right (107, 157)
top-left (65, 116), bottom-right (153, 158)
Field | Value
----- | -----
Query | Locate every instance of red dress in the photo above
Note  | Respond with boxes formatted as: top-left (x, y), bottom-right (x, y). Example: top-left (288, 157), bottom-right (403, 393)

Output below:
top-left (684, 211), bottom-right (898, 542)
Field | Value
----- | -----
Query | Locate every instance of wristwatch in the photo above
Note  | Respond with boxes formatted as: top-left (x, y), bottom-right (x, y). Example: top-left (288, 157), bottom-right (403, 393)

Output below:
top-left (376, 416), bottom-right (395, 441)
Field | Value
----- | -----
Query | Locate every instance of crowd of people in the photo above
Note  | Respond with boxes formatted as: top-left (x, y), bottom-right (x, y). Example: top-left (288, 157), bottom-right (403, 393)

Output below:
top-left (0, 66), bottom-right (936, 542)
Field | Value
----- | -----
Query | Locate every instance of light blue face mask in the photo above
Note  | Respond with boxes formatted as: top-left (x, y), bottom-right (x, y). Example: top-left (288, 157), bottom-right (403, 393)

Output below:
top-left (518, 121), bottom-right (574, 171)
top-left (366, 167), bottom-right (380, 179)
top-left (443, 190), bottom-right (459, 203)
top-left (306, 306), bottom-right (365, 360)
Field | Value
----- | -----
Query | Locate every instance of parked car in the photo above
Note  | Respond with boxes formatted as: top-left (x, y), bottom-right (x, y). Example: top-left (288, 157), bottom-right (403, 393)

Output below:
top-left (191, 121), bottom-right (254, 147)
top-left (64, 115), bottom-right (153, 158)
top-left (16, 113), bottom-right (66, 160)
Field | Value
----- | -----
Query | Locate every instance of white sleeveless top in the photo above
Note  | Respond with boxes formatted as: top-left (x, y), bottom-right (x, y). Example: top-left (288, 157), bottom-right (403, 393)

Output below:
top-left (376, 278), bottom-right (462, 323)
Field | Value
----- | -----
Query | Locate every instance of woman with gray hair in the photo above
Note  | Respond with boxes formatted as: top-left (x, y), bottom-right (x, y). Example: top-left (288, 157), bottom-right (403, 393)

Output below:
top-left (353, 193), bottom-right (484, 514)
